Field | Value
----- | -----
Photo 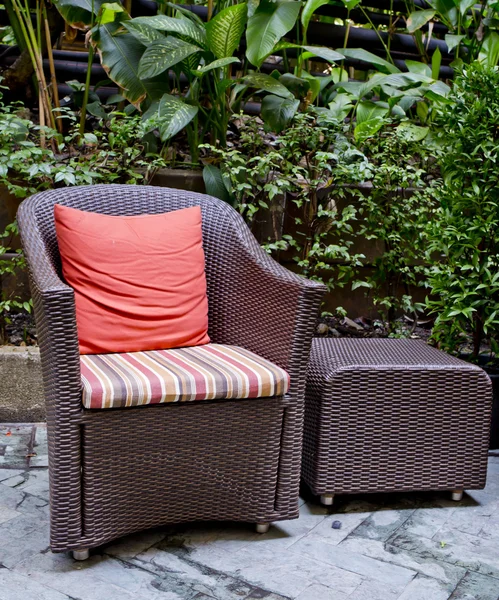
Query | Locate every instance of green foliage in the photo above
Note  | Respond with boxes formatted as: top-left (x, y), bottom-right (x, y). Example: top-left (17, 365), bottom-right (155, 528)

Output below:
top-left (425, 63), bottom-right (499, 357)
top-left (203, 113), bottom-right (370, 294)
top-left (351, 124), bottom-right (437, 328)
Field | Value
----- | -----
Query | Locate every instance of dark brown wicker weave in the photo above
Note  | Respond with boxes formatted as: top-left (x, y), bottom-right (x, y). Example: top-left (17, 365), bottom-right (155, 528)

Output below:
top-left (303, 338), bottom-right (492, 505)
top-left (17, 184), bottom-right (326, 556)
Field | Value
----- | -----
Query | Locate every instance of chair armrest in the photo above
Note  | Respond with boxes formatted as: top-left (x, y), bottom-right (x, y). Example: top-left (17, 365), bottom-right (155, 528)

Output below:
top-left (206, 209), bottom-right (327, 379)
top-left (17, 197), bottom-right (82, 416)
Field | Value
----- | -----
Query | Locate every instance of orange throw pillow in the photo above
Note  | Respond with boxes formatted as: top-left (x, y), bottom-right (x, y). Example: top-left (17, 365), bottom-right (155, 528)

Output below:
top-left (54, 204), bottom-right (210, 354)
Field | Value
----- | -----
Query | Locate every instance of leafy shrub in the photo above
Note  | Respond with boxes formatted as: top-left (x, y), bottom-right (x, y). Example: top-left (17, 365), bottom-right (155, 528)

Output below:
top-left (426, 63), bottom-right (499, 357)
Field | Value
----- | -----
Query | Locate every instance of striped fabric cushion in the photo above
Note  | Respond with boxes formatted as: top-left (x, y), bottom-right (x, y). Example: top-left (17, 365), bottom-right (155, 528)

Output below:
top-left (80, 344), bottom-right (290, 409)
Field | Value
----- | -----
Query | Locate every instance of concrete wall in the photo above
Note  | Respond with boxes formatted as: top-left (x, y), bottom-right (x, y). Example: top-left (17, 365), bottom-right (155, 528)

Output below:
top-left (0, 347), bottom-right (44, 422)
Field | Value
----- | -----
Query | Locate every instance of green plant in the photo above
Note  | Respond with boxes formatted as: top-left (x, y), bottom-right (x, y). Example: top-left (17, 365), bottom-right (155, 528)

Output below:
top-left (406, 0), bottom-right (499, 67)
top-left (351, 121), bottom-right (437, 329)
top-left (203, 112), bottom-right (370, 295)
top-left (425, 63), bottom-right (499, 358)
top-left (0, 222), bottom-right (30, 344)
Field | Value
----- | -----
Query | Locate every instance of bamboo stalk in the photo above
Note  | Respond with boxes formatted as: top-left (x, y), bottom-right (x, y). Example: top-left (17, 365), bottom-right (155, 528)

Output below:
top-left (38, 89), bottom-right (46, 148)
top-left (43, 3), bottom-right (62, 134)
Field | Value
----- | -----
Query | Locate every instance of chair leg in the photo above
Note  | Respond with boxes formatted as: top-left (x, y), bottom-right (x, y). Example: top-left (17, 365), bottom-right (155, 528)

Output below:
top-left (73, 549), bottom-right (90, 561)
top-left (255, 522), bottom-right (270, 534)
top-left (320, 494), bottom-right (335, 506)
top-left (451, 490), bottom-right (463, 502)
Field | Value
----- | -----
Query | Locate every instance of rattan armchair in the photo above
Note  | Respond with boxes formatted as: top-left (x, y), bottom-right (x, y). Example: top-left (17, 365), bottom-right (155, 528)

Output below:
top-left (18, 184), bottom-right (325, 559)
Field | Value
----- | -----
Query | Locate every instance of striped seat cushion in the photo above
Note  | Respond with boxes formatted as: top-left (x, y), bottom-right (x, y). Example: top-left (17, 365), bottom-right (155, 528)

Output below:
top-left (80, 344), bottom-right (290, 409)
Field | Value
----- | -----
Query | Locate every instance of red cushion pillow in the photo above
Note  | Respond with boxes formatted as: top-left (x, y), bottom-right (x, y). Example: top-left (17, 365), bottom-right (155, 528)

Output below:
top-left (54, 204), bottom-right (210, 354)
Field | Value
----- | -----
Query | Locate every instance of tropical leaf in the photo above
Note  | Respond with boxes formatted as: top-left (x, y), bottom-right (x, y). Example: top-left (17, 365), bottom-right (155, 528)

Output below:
top-left (261, 94), bottom-right (299, 132)
top-left (445, 34), bottom-right (464, 53)
top-left (327, 93), bottom-right (353, 120)
top-left (354, 117), bottom-right (385, 142)
top-left (301, 0), bottom-right (330, 36)
top-left (166, 3), bottom-right (205, 27)
top-left (425, 0), bottom-right (458, 27)
top-left (92, 17), bottom-right (165, 105)
top-left (206, 3), bottom-right (248, 59)
top-left (396, 122), bottom-right (429, 142)
top-left (131, 15), bottom-right (207, 48)
top-left (431, 46), bottom-right (442, 79)
top-left (246, 0), bottom-right (301, 68)
top-left (406, 9), bottom-right (436, 33)
top-left (203, 165), bottom-right (235, 204)
top-left (142, 94), bottom-right (198, 141)
top-left (356, 100), bottom-right (389, 124)
top-left (302, 46), bottom-right (345, 63)
top-left (242, 73), bottom-right (293, 98)
top-left (138, 37), bottom-right (201, 79)
top-left (52, 0), bottom-right (105, 29)
top-left (340, 48), bottom-right (400, 74)
top-left (196, 57), bottom-right (240, 74)
top-left (123, 21), bottom-right (164, 45)
top-left (405, 60), bottom-right (432, 77)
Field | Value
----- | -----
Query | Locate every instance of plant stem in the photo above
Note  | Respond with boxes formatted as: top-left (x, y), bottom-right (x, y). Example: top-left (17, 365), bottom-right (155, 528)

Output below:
top-left (79, 0), bottom-right (95, 141)
top-left (360, 5), bottom-right (395, 65)
top-left (43, 3), bottom-right (62, 134)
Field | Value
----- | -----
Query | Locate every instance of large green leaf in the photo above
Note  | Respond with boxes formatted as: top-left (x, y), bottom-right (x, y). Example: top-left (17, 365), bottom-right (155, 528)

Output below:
top-left (206, 3), bottom-right (248, 59)
top-left (123, 21), bottom-right (163, 45)
top-left (138, 37), bottom-right (201, 79)
top-left (302, 46), bottom-right (344, 63)
top-left (131, 15), bottom-right (207, 48)
top-left (246, 0), bottom-right (301, 67)
top-left (142, 94), bottom-right (198, 141)
top-left (242, 73), bottom-right (293, 98)
top-left (356, 100), bottom-right (389, 124)
top-left (261, 94), bottom-right (299, 132)
top-left (195, 57), bottom-right (240, 74)
top-left (406, 9), bottom-right (436, 33)
top-left (341, 48), bottom-right (400, 74)
top-left (203, 165), bottom-right (235, 205)
top-left (53, 0), bottom-right (105, 29)
top-left (301, 0), bottom-right (330, 35)
top-left (425, 0), bottom-right (458, 27)
top-left (479, 32), bottom-right (499, 68)
top-left (92, 16), bottom-right (164, 105)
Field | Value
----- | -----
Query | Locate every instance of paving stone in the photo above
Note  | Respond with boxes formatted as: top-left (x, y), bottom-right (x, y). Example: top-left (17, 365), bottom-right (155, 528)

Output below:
top-left (1, 474), bottom-right (26, 487)
top-left (138, 541), bottom-right (363, 598)
top-left (389, 530), bottom-right (499, 579)
top-left (17, 469), bottom-right (50, 500)
top-left (396, 574), bottom-right (455, 600)
top-left (13, 551), bottom-right (178, 600)
top-left (0, 425), bottom-right (34, 469)
top-left (449, 571), bottom-right (499, 599)
top-left (347, 578), bottom-right (408, 600)
top-left (131, 543), bottom-right (290, 600)
top-left (104, 530), bottom-right (169, 559)
top-left (295, 583), bottom-right (348, 600)
top-left (30, 425), bottom-right (48, 468)
top-left (301, 511), bottom-right (371, 545)
top-left (0, 469), bottom-right (24, 482)
top-left (0, 568), bottom-right (71, 600)
top-left (288, 535), bottom-right (416, 587)
top-left (0, 526), bottom-right (49, 569)
top-left (339, 536), bottom-right (466, 586)
top-left (348, 508), bottom-right (415, 542)
top-left (396, 506), bottom-right (458, 539)
top-left (0, 505), bottom-right (22, 525)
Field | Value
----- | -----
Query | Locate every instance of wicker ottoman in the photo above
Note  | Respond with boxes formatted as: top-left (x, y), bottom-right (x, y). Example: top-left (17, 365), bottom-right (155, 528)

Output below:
top-left (303, 338), bottom-right (492, 506)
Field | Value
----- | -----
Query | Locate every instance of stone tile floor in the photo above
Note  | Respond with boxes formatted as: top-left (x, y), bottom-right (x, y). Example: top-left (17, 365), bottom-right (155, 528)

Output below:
top-left (1, 423), bottom-right (499, 600)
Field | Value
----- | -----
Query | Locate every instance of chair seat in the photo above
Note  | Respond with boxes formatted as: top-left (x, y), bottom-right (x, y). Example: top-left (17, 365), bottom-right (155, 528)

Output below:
top-left (80, 343), bottom-right (290, 409)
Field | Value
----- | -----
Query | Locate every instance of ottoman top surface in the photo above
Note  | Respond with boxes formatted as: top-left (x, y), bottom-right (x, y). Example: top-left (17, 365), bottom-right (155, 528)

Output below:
top-left (310, 337), bottom-right (484, 378)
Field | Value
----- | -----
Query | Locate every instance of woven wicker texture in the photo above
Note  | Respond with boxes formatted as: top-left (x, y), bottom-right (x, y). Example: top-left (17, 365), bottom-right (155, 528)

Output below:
top-left (303, 338), bottom-right (492, 497)
top-left (17, 184), bottom-right (326, 552)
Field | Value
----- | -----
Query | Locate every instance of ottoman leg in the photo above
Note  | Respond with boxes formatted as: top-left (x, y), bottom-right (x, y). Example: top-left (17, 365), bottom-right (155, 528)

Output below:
top-left (320, 494), bottom-right (335, 506)
top-left (255, 523), bottom-right (270, 534)
top-left (451, 490), bottom-right (464, 502)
